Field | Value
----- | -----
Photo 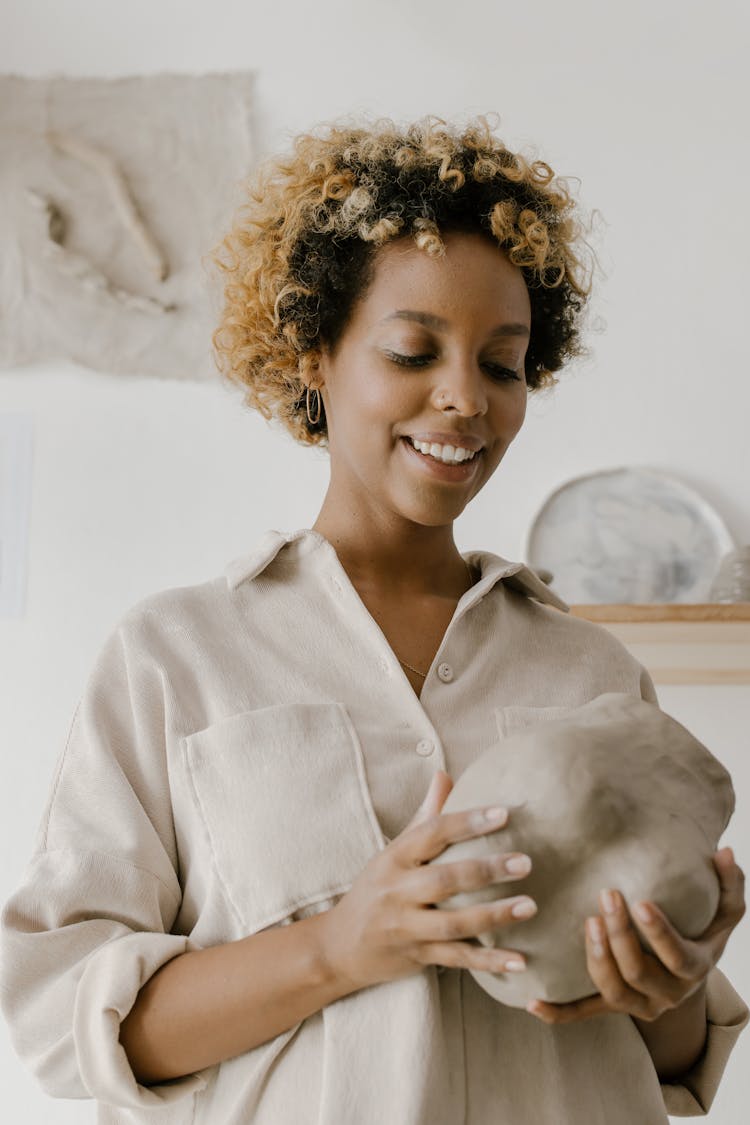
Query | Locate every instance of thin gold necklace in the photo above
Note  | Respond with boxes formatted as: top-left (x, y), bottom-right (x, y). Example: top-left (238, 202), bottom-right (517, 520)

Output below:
top-left (396, 557), bottom-right (475, 679)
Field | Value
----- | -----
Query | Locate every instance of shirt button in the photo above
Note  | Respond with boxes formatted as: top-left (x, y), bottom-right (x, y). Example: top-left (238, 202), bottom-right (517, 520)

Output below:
top-left (437, 662), bottom-right (454, 682)
top-left (416, 739), bottom-right (434, 756)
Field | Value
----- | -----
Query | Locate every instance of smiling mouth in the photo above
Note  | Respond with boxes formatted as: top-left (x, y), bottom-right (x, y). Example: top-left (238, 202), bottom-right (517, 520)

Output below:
top-left (402, 435), bottom-right (482, 465)
top-left (400, 436), bottom-right (484, 481)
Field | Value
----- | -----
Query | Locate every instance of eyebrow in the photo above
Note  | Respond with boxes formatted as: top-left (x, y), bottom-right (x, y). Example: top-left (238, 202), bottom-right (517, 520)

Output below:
top-left (382, 309), bottom-right (530, 338)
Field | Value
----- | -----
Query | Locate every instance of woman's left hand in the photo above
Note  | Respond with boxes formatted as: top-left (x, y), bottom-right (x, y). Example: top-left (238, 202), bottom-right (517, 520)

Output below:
top-left (526, 847), bottom-right (746, 1025)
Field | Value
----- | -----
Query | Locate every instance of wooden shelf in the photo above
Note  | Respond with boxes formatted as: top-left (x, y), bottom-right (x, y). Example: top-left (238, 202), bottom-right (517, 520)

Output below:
top-left (567, 604), bottom-right (750, 685)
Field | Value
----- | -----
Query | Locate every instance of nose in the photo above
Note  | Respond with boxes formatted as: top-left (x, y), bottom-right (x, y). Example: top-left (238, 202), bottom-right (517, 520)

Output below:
top-left (432, 357), bottom-right (489, 417)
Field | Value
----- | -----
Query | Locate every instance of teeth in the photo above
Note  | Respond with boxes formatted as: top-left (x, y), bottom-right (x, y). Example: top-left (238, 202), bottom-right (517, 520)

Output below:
top-left (410, 438), bottom-right (478, 464)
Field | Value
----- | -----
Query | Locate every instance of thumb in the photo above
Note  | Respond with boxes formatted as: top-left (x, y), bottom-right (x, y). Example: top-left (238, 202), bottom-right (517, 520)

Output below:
top-left (409, 769), bottom-right (454, 827)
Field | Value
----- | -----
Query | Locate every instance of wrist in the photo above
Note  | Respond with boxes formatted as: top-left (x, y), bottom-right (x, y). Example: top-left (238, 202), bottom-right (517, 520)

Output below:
top-left (632, 978), bottom-right (708, 1082)
top-left (308, 906), bottom-right (363, 998)
top-left (633, 977), bottom-right (707, 1027)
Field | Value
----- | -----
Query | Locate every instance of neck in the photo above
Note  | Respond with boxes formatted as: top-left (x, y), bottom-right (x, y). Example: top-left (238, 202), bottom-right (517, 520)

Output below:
top-left (310, 520), bottom-right (472, 601)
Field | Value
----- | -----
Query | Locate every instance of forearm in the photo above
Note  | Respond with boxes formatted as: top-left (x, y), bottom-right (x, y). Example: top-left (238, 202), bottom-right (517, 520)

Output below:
top-left (632, 980), bottom-right (708, 1083)
top-left (119, 912), bottom-right (356, 1086)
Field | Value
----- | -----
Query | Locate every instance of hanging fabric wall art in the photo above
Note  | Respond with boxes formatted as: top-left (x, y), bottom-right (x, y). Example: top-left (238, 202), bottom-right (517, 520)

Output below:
top-left (0, 71), bottom-right (257, 380)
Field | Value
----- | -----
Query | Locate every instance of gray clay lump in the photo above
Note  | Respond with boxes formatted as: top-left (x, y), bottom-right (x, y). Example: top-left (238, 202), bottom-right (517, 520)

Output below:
top-left (429, 692), bottom-right (735, 1008)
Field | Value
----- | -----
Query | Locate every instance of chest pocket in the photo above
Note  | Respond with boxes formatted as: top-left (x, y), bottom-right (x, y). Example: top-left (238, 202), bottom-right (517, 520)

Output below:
top-left (182, 701), bottom-right (387, 935)
top-left (494, 703), bottom-right (578, 741)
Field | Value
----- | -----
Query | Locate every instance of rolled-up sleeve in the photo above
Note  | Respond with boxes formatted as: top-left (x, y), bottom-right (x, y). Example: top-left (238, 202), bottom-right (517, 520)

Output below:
top-left (0, 609), bottom-right (213, 1107)
top-left (637, 661), bottom-right (750, 1114)
top-left (660, 965), bottom-right (749, 1116)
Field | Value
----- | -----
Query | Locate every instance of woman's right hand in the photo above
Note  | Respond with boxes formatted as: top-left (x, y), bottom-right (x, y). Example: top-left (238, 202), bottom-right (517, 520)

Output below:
top-left (319, 770), bottom-right (536, 991)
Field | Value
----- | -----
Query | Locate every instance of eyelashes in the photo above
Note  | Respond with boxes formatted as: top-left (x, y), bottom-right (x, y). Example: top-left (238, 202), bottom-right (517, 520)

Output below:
top-left (385, 351), bottom-right (522, 382)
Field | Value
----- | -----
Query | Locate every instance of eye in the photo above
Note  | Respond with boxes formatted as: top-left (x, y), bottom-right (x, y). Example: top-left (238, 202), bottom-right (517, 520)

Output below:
top-left (385, 351), bottom-right (521, 382)
top-left (485, 363), bottom-right (522, 382)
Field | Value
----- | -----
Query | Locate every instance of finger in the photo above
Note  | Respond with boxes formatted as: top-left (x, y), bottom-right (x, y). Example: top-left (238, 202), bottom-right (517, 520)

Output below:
top-left (585, 913), bottom-right (662, 1018)
top-left (402, 771), bottom-right (453, 830)
top-left (687, 850), bottom-right (748, 965)
top-left (409, 889), bottom-right (537, 945)
top-left (396, 804), bottom-right (510, 867)
top-left (406, 848), bottom-right (532, 906)
top-left (526, 991), bottom-right (608, 1024)
top-left (710, 848), bottom-right (747, 933)
top-left (424, 938), bottom-right (527, 976)
top-left (528, 911), bottom-right (670, 1025)
top-left (600, 890), bottom-right (695, 1000)
top-left (628, 896), bottom-right (709, 982)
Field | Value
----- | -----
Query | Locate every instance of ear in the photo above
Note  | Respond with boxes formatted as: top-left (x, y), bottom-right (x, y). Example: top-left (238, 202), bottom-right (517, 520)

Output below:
top-left (299, 349), bottom-right (323, 384)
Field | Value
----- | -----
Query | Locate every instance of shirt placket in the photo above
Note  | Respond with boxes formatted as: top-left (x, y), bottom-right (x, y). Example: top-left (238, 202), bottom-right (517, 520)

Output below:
top-left (326, 559), bottom-right (500, 771)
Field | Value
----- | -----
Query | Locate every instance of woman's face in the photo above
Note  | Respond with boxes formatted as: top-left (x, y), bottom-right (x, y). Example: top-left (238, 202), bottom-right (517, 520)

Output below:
top-left (315, 228), bottom-right (531, 531)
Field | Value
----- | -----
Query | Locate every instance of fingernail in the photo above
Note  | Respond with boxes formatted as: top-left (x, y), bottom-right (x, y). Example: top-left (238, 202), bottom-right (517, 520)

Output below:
top-left (587, 918), bottom-right (606, 957)
top-left (505, 855), bottom-right (531, 875)
top-left (484, 806), bottom-right (508, 824)
top-left (600, 889), bottom-right (617, 914)
top-left (587, 916), bottom-right (604, 942)
top-left (633, 902), bottom-right (652, 924)
top-left (504, 959), bottom-right (526, 972)
top-left (511, 897), bottom-right (537, 918)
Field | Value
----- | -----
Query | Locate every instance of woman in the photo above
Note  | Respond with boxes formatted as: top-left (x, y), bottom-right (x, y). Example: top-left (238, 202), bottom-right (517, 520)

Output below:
top-left (1, 113), bottom-right (747, 1124)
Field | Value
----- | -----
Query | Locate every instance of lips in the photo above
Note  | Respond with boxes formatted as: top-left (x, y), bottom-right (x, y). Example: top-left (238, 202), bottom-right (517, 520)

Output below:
top-left (400, 435), bottom-right (483, 478)
top-left (403, 435), bottom-right (480, 460)
top-left (405, 433), bottom-right (485, 452)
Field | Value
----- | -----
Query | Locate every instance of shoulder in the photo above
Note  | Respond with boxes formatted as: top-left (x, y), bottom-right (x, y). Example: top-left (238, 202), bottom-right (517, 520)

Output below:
top-left (499, 573), bottom-right (658, 703)
top-left (123, 573), bottom-right (227, 623)
top-left (103, 571), bottom-right (233, 660)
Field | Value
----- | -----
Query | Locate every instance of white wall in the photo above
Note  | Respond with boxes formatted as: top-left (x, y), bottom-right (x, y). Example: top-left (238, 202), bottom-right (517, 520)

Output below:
top-left (1, 1), bottom-right (748, 1121)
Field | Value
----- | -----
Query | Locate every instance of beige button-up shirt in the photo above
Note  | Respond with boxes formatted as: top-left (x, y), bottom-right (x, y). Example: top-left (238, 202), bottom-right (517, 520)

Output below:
top-left (2, 527), bottom-right (747, 1123)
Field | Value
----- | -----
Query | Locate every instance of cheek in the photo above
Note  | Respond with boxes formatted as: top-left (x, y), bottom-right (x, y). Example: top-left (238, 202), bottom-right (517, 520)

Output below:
top-left (353, 373), bottom-right (407, 425)
top-left (329, 378), bottom-right (396, 453)
top-left (490, 386), bottom-right (527, 434)
top-left (513, 395), bottom-right (527, 431)
top-left (507, 382), bottom-right (528, 427)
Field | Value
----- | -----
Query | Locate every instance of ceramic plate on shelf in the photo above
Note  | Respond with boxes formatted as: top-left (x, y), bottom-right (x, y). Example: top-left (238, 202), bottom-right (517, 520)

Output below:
top-left (522, 467), bottom-right (735, 604)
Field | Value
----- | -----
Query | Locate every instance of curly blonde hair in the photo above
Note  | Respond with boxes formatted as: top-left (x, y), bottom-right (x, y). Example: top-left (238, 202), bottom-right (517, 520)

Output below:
top-left (209, 112), bottom-right (594, 448)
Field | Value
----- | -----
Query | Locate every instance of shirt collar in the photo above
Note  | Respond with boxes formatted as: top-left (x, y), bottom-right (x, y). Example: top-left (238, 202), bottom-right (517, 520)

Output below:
top-left (224, 527), bottom-right (569, 613)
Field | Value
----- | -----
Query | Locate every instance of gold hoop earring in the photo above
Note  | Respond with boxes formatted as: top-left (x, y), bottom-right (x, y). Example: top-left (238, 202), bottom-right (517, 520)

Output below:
top-left (306, 384), bottom-right (322, 425)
